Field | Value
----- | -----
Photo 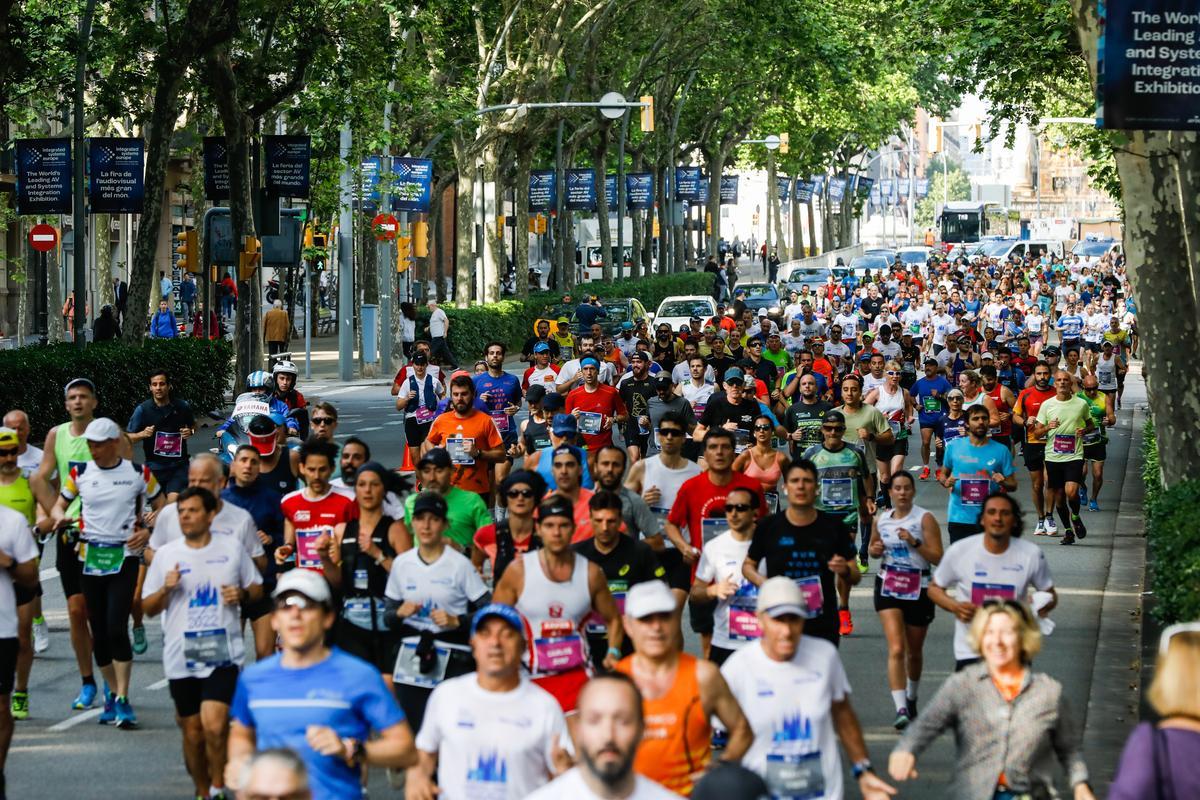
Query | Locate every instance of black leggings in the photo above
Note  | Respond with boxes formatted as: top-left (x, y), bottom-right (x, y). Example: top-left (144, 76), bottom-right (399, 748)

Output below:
top-left (81, 555), bottom-right (140, 667)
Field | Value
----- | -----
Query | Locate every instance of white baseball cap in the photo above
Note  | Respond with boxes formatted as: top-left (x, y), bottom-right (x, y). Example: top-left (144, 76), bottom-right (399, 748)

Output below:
top-left (82, 418), bottom-right (122, 442)
top-left (272, 569), bottom-right (332, 605)
top-left (756, 576), bottom-right (807, 618)
top-left (624, 580), bottom-right (676, 619)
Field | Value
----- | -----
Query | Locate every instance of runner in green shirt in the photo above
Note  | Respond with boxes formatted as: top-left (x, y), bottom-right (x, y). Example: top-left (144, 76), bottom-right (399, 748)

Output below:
top-left (1032, 369), bottom-right (1096, 545)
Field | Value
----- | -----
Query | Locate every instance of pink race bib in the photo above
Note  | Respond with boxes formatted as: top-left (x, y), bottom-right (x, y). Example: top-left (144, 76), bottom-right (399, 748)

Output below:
top-left (728, 606), bottom-right (763, 640)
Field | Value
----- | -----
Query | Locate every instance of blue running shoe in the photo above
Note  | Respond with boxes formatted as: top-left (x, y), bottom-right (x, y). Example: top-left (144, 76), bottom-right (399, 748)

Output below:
top-left (98, 687), bottom-right (116, 724)
top-left (1078, 485), bottom-right (1088, 506)
top-left (1088, 499), bottom-right (1099, 512)
top-left (114, 695), bottom-right (137, 729)
top-left (131, 625), bottom-right (148, 655)
top-left (71, 682), bottom-right (98, 710)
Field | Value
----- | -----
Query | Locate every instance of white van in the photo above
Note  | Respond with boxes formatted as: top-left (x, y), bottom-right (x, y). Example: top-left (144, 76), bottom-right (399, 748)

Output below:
top-left (1071, 236), bottom-right (1122, 265)
top-left (972, 238), bottom-right (1064, 263)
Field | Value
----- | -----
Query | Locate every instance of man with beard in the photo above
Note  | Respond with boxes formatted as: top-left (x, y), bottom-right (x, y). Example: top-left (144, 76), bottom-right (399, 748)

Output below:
top-left (692, 367), bottom-right (770, 451)
top-left (566, 359), bottom-right (628, 472)
top-left (522, 318), bottom-right (561, 364)
top-left (617, 352), bottom-right (656, 464)
top-left (650, 323), bottom-right (680, 373)
top-left (784, 373), bottom-right (833, 460)
top-left (427, 375), bottom-right (507, 501)
top-left (474, 341), bottom-right (524, 484)
top-left (525, 672), bottom-right (677, 799)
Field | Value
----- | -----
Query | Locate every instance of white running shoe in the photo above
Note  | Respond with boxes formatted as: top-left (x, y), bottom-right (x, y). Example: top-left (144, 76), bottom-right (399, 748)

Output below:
top-left (32, 617), bottom-right (49, 654)
top-left (1044, 516), bottom-right (1058, 535)
top-left (1034, 519), bottom-right (1047, 536)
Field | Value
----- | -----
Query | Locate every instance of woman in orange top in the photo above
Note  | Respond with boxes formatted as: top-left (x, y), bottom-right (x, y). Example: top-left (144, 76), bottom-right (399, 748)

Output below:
top-left (616, 580), bottom-right (753, 795)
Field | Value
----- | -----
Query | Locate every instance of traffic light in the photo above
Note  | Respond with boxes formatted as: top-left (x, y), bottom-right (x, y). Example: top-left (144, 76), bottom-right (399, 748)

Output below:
top-left (779, 132), bottom-right (789, 154)
top-left (640, 96), bottom-right (654, 133)
top-left (238, 235), bottom-right (261, 280)
top-left (303, 225), bottom-right (314, 248)
top-left (930, 118), bottom-right (943, 153)
top-left (397, 236), bottom-right (413, 273)
top-left (174, 229), bottom-right (199, 274)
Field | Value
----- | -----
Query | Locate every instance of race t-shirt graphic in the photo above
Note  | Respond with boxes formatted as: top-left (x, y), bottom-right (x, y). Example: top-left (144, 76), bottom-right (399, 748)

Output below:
top-left (466, 751), bottom-right (508, 800)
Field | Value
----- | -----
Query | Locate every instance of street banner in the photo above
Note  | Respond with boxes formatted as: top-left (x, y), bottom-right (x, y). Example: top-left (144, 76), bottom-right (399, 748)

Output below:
top-left (392, 157), bottom-right (433, 212)
top-left (88, 137), bottom-right (144, 214)
top-left (828, 177), bottom-right (847, 203)
top-left (604, 173), bottom-right (617, 206)
top-left (916, 178), bottom-right (929, 197)
top-left (565, 168), bottom-right (596, 211)
top-left (626, 172), bottom-right (654, 209)
top-left (870, 186), bottom-right (881, 205)
top-left (16, 138), bottom-right (71, 215)
top-left (899, 178), bottom-right (911, 197)
top-left (529, 170), bottom-right (557, 211)
top-left (675, 166), bottom-right (701, 200)
top-left (359, 156), bottom-right (384, 211)
top-left (264, 135), bottom-right (311, 197)
top-left (881, 179), bottom-right (895, 200)
top-left (794, 180), bottom-right (813, 204)
top-left (697, 176), bottom-right (709, 204)
top-left (856, 175), bottom-right (874, 199)
top-left (720, 175), bottom-right (739, 205)
top-left (203, 137), bottom-right (230, 201)
top-left (777, 176), bottom-right (791, 203)
top-left (1099, 0), bottom-right (1200, 130)
top-left (809, 174), bottom-right (825, 195)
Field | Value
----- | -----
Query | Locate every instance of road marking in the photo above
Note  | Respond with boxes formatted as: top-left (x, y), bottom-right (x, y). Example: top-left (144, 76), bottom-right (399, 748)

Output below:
top-left (315, 386), bottom-right (367, 398)
top-left (47, 677), bottom-right (170, 731)
top-left (40, 566), bottom-right (58, 580)
top-left (356, 426), bottom-right (383, 432)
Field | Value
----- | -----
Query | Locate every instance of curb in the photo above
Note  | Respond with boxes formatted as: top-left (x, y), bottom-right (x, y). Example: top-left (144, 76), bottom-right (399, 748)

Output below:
top-left (1080, 403), bottom-right (1147, 793)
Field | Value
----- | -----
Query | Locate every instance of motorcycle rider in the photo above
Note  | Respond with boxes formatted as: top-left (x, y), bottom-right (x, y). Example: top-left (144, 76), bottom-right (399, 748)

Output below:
top-left (271, 361), bottom-right (309, 439)
top-left (215, 372), bottom-right (299, 448)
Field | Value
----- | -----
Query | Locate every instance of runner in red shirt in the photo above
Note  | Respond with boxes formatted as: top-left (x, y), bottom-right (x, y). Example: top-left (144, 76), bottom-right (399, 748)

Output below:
top-left (1012, 360), bottom-right (1058, 535)
top-left (565, 357), bottom-right (627, 469)
top-left (276, 439), bottom-right (356, 573)
top-left (522, 342), bottom-right (561, 390)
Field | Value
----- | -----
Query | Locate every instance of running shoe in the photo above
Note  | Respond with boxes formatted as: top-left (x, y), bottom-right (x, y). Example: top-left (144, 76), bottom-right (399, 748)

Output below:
top-left (32, 616), bottom-right (48, 654)
top-left (1073, 516), bottom-right (1088, 540)
top-left (919, 466), bottom-right (930, 480)
top-left (839, 609), bottom-right (854, 636)
top-left (1034, 519), bottom-right (1047, 536)
top-left (711, 728), bottom-right (730, 749)
top-left (131, 625), bottom-right (148, 655)
top-left (114, 695), bottom-right (137, 729)
top-left (1060, 531), bottom-right (1076, 546)
top-left (1078, 485), bottom-right (1088, 507)
top-left (98, 687), bottom-right (116, 724)
top-left (857, 557), bottom-right (869, 574)
top-left (1088, 499), bottom-right (1099, 512)
top-left (1044, 516), bottom-right (1058, 535)
top-left (10, 691), bottom-right (28, 721)
top-left (71, 682), bottom-right (98, 710)
top-left (893, 708), bottom-right (911, 730)
top-left (906, 696), bottom-right (919, 719)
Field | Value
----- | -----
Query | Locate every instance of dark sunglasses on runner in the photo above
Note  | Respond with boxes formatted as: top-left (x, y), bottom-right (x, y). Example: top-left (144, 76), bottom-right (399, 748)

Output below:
top-left (724, 503), bottom-right (754, 513)
top-left (656, 428), bottom-right (684, 437)
top-left (506, 488), bottom-right (536, 499)
top-left (754, 424), bottom-right (773, 432)
top-left (311, 417), bottom-right (335, 426)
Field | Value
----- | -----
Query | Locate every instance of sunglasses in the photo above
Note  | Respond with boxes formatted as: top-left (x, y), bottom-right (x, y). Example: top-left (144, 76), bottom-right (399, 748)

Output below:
top-left (885, 370), bottom-right (900, 376)
top-left (0, 448), bottom-right (17, 457)
top-left (311, 417), bottom-right (335, 426)
top-left (656, 428), bottom-right (683, 437)
top-left (506, 488), bottom-right (536, 499)
top-left (724, 503), bottom-right (754, 513)
top-left (275, 594), bottom-right (323, 612)
top-left (754, 424), bottom-right (773, 432)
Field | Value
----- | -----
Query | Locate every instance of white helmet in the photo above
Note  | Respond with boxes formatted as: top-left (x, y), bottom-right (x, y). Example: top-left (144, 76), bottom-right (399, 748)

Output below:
top-left (246, 370), bottom-right (273, 391)
top-left (272, 360), bottom-right (298, 377)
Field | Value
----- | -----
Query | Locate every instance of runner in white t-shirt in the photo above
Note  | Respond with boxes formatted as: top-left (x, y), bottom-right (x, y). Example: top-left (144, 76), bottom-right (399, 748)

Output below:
top-left (690, 486), bottom-right (760, 666)
top-left (409, 604), bottom-right (568, 800)
top-left (142, 487), bottom-right (262, 800)
top-left (0, 504), bottom-right (37, 788)
top-left (928, 492), bottom-right (1056, 669)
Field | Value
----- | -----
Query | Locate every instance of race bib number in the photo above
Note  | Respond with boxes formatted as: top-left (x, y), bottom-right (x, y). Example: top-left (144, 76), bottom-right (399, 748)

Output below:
top-left (534, 620), bottom-right (586, 673)
top-left (922, 396), bottom-right (941, 413)
top-left (577, 412), bottom-right (603, 435)
top-left (702, 517), bottom-right (727, 545)
top-left (81, 542), bottom-right (125, 576)
top-left (693, 403), bottom-right (706, 417)
top-left (585, 584), bottom-right (627, 634)
top-left (959, 478), bottom-right (990, 506)
top-left (184, 629), bottom-right (232, 670)
top-left (1052, 433), bottom-right (1076, 454)
top-left (820, 477), bottom-right (852, 508)
top-left (446, 437), bottom-right (475, 465)
top-left (728, 604), bottom-right (762, 640)
top-left (795, 574), bottom-right (823, 619)
top-left (413, 406), bottom-right (435, 423)
top-left (1083, 428), bottom-right (1102, 446)
top-left (296, 527), bottom-right (331, 570)
top-left (393, 638), bottom-right (464, 689)
top-left (734, 429), bottom-right (752, 453)
top-left (766, 751), bottom-right (825, 799)
top-left (152, 431), bottom-right (183, 458)
top-left (489, 411), bottom-right (510, 433)
top-left (970, 582), bottom-right (1017, 606)
top-left (889, 419), bottom-right (902, 436)
top-left (881, 565), bottom-right (922, 601)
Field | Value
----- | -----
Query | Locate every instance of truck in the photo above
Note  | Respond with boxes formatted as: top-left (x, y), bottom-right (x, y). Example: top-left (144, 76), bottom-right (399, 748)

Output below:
top-left (574, 217), bottom-right (636, 281)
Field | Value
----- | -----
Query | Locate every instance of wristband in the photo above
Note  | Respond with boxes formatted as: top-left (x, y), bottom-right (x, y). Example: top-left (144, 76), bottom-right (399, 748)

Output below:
top-left (606, 647), bottom-right (621, 659)
top-left (851, 759), bottom-right (874, 779)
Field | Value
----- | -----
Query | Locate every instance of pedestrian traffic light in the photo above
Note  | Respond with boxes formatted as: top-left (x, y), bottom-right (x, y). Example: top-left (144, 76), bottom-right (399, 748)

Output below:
top-left (779, 132), bottom-right (789, 154)
top-left (312, 231), bottom-right (327, 249)
top-left (640, 96), bottom-right (655, 133)
top-left (238, 235), bottom-right (261, 280)
top-left (174, 229), bottom-right (199, 274)
top-left (397, 236), bottom-right (413, 273)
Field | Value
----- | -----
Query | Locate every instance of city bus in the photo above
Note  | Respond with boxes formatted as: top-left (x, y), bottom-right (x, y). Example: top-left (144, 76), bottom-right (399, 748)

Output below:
top-left (936, 201), bottom-right (1013, 256)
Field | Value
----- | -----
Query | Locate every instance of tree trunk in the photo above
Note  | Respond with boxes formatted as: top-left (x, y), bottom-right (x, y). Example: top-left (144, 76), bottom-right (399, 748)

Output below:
top-left (772, 176), bottom-right (787, 261)
top-left (513, 147), bottom-right (532, 298)
top-left (791, 178), bottom-right (803, 258)
top-left (94, 214), bottom-right (114, 309)
top-left (705, 149), bottom-right (722, 260)
top-left (594, 127), bottom-right (613, 284)
top-left (656, 161), bottom-right (669, 274)
top-left (481, 143), bottom-right (503, 304)
top-left (452, 144), bottom-right (475, 308)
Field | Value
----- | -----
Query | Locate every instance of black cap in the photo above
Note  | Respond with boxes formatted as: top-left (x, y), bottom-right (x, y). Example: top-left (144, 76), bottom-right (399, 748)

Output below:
top-left (536, 495), bottom-right (574, 522)
top-left (821, 410), bottom-right (846, 426)
top-left (542, 392), bottom-right (565, 412)
top-left (411, 491), bottom-right (448, 519)
top-left (526, 383), bottom-right (547, 404)
top-left (417, 448), bottom-right (451, 469)
top-left (411, 352), bottom-right (429, 365)
top-left (654, 374), bottom-right (674, 389)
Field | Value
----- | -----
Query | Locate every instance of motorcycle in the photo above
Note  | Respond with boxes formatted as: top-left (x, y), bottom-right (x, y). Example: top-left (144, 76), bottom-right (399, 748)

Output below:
top-left (210, 390), bottom-right (300, 464)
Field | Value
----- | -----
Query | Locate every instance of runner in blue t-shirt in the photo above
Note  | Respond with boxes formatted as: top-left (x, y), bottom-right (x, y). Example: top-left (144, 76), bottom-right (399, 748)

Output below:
top-left (910, 359), bottom-right (953, 481)
top-left (229, 571), bottom-right (414, 799)
top-left (938, 404), bottom-right (1016, 544)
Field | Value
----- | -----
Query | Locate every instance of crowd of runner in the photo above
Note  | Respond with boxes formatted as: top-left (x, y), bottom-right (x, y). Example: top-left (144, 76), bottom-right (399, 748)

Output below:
top-left (0, 246), bottom-right (1150, 799)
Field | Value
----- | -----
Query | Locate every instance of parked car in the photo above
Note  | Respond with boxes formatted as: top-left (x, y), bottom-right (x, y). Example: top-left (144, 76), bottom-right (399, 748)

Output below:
top-left (863, 247), bottom-right (897, 264)
top-left (570, 297), bottom-right (653, 335)
top-left (655, 295), bottom-right (717, 332)
top-left (849, 253), bottom-right (891, 275)
top-left (1071, 236), bottom-right (1122, 264)
top-left (897, 246), bottom-right (933, 271)
top-left (735, 282), bottom-right (784, 321)
top-left (778, 266), bottom-right (833, 297)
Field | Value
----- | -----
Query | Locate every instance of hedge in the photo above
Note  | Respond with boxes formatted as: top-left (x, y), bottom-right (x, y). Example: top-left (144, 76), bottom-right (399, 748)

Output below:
top-left (1142, 417), bottom-right (1200, 624)
top-left (423, 272), bottom-right (714, 359)
top-left (0, 338), bottom-right (235, 442)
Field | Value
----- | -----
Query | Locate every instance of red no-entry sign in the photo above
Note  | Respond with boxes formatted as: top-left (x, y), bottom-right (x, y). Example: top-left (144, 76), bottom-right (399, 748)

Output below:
top-left (28, 223), bottom-right (58, 252)
top-left (372, 213), bottom-right (398, 241)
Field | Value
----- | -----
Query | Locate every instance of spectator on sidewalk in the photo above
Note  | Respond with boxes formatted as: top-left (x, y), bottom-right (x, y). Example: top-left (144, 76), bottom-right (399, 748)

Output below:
top-left (263, 300), bottom-right (290, 356)
top-left (93, 305), bottom-right (120, 342)
top-left (426, 298), bottom-right (458, 368)
top-left (159, 271), bottom-right (174, 305)
top-left (179, 273), bottom-right (196, 320)
top-left (113, 277), bottom-right (129, 326)
top-left (400, 302), bottom-right (417, 360)
top-left (191, 302), bottom-right (222, 340)
top-left (149, 299), bottom-right (178, 338)
top-left (220, 272), bottom-right (238, 319)
top-left (768, 250), bottom-right (781, 284)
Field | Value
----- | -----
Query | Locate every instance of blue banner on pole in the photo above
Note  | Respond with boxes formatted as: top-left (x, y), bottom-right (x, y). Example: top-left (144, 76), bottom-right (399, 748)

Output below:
top-left (264, 135), bottom-right (311, 198)
top-left (870, 186), bottom-right (881, 205)
top-left (87, 137), bottom-right (144, 214)
top-left (1099, 0), bottom-right (1200, 130)
top-left (809, 174), bottom-right (824, 195)
top-left (392, 157), bottom-right (433, 212)
top-left (565, 168), bottom-right (596, 211)
top-left (881, 179), bottom-right (895, 200)
top-left (359, 156), bottom-right (384, 211)
top-left (777, 176), bottom-right (791, 204)
top-left (203, 137), bottom-right (229, 201)
top-left (899, 178), bottom-right (911, 197)
top-left (828, 177), bottom-right (846, 203)
top-left (719, 174), bottom-right (739, 205)
top-left (697, 176), bottom-right (710, 204)
top-left (916, 178), bottom-right (929, 197)
top-left (626, 172), bottom-right (654, 209)
top-left (529, 170), bottom-right (557, 212)
top-left (674, 166), bottom-right (701, 200)
top-left (855, 176), bottom-right (874, 199)
top-left (15, 138), bottom-right (72, 215)
top-left (604, 173), bottom-right (617, 206)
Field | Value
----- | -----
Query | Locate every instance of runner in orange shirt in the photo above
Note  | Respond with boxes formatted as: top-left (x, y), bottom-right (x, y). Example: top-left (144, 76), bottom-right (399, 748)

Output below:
top-left (426, 374), bottom-right (506, 500)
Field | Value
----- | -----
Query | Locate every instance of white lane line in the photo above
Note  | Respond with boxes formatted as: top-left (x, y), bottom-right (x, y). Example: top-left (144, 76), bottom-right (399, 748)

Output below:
top-left (315, 386), bottom-right (367, 398)
top-left (40, 566), bottom-right (58, 580)
top-left (148, 678), bottom-right (169, 691)
top-left (48, 709), bottom-right (101, 731)
top-left (356, 426), bottom-right (383, 432)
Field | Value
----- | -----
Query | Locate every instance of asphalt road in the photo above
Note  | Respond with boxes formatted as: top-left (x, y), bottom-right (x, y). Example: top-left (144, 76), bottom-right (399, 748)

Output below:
top-left (8, 369), bottom-right (1146, 798)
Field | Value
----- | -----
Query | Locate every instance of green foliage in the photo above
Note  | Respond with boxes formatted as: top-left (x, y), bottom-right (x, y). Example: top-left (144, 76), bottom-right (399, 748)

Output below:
top-left (1143, 417), bottom-right (1161, 509)
top-left (1143, 416), bottom-right (1200, 625)
top-left (915, 166), bottom-right (972, 229)
top-left (0, 339), bottom-right (234, 442)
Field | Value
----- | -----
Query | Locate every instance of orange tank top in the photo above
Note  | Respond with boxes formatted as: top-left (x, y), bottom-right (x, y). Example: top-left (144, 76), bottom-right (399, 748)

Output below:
top-left (616, 652), bottom-right (711, 795)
